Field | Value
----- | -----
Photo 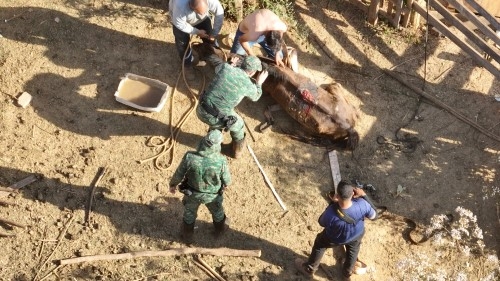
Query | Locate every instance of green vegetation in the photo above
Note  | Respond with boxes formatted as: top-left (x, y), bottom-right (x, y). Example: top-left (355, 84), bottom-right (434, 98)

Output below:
top-left (218, 0), bottom-right (308, 41)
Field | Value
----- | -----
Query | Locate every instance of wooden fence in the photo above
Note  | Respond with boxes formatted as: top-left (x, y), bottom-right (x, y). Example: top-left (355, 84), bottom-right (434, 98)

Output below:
top-left (412, 0), bottom-right (500, 79)
top-left (346, 0), bottom-right (500, 79)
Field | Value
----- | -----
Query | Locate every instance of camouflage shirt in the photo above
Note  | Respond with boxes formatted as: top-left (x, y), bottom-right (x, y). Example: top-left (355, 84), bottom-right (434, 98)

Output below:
top-left (169, 140), bottom-right (231, 194)
top-left (202, 63), bottom-right (262, 115)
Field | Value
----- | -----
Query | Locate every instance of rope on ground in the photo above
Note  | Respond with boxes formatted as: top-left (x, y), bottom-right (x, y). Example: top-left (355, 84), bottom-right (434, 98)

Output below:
top-left (139, 37), bottom-right (206, 170)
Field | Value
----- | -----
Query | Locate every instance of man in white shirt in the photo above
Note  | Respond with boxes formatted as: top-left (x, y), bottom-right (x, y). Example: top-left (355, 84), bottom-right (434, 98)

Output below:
top-left (169, 0), bottom-right (224, 66)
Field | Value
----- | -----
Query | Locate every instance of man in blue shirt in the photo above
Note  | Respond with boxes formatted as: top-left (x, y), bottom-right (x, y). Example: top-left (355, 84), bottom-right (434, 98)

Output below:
top-left (296, 181), bottom-right (377, 280)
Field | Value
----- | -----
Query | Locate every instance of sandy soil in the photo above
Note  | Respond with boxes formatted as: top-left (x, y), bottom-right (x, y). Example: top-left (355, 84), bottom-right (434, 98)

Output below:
top-left (0, 0), bottom-right (499, 280)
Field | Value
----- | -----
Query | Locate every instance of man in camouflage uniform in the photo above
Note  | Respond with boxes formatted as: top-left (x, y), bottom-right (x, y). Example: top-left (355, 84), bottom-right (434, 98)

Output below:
top-left (169, 130), bottom-right (231, 243)
top-left (196, 55), bottom-right (269, 158)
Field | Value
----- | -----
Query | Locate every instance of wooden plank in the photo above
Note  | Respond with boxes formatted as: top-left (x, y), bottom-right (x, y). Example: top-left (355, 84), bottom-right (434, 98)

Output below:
top-left (464, 0), bottom-right (500, 29)
top-left (368, 0), bottom-right (381, 25)
top-left (446, 0), bottom-right (500, 46)
top-left (388, 0), bottom-right (394, 15)
top-left (393, 0), bottom-right (405, 29)
top-left (328, 150), bottom-right (342, 192)
top-left (413, 1), bottom-right (500, 79)
top-left (402, 0), bottom-right (414, 27)
top-left (430, 0), bottom-right (500, 63)
top-left (410, 0), bottom-right (426, 27)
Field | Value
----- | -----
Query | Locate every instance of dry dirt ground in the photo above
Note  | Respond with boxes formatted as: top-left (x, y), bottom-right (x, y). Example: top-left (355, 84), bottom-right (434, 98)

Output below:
top-left (0, 0), bottom-right (499, 280)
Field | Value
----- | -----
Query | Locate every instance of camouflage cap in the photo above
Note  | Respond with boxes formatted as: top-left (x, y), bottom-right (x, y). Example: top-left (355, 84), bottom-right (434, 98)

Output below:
top-left (241, 56), bottom-right (262, 72)
top-left (203, 129), bottom-right (223, 147)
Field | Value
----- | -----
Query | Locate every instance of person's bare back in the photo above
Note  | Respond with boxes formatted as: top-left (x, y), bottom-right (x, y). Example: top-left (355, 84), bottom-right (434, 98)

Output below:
top-left (238, 9), bottom-right (287, 42)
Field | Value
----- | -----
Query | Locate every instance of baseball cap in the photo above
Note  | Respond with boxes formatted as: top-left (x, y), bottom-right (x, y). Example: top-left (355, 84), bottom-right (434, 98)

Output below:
top-left (241, 56), bottom-right (262, 72)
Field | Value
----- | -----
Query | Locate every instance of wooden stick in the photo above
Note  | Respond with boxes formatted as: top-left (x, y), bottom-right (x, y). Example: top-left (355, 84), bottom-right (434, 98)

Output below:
top-left (58, 247), bottom-right (261, 265)
top-left (383, 69), bottom-right (500, 142)
top-left (84, 167), bottom-right (107, 225)
top-left (0, 198), bottom-right (14, 206)
top-left (193, 258), bottom-right (218, 280)
top-left (246, 144), bottom-right (287, 211)
top-left (34, 215), bottom-right (75, 281)
top-left (0, 187), bottom-right (17, 193)
top-left (8, 174), bottom-right (38, 190)
top-left (0, 217), bottom-right (26, 228)
top-left (0, 231), bottom-right (15, 237)
top-left (38, 265), bottom-right (62, 281)
top-left (195, 255), bottom-right (226, 281)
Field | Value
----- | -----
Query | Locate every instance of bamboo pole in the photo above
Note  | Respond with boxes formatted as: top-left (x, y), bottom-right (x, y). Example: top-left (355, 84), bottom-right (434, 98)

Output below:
top-left (246, 144), bottom-right (287, 211)
top-left (193, 259), bottom-right (218, 280)
top-left (195, 255), bottom-right (226, 281)
top-left (58, 247), bottom-right (261, 265)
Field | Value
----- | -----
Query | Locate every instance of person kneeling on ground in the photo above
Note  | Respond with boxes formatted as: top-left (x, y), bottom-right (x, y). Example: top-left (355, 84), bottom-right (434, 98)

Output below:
top-left (295, 181), bottom-right (377, 280)
top-left (169, 129), bottom-right (231, 243)
top-left (196, 55), bottom-right (268, 158)
top-left (230, 9), bottom-right (287, 67)
top-left (169, 0), bottom-right (224, 66)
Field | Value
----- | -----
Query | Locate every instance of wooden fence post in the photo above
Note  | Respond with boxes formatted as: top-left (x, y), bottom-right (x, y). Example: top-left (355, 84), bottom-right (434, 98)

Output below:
top-left (368, 0), bottom-right (381, 25)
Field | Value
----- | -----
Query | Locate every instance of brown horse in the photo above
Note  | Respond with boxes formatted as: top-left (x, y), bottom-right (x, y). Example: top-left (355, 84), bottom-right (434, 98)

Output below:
top-left (193, 43), bottom-right (360, 150)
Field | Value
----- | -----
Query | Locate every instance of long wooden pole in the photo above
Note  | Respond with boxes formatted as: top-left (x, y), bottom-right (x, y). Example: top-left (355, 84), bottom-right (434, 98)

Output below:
top-left (246, 144), bottom-right (287, 211)
top-left (383, 69), bottom-right (500, 142)
top-left (58, 247), bottom-right (261, 265)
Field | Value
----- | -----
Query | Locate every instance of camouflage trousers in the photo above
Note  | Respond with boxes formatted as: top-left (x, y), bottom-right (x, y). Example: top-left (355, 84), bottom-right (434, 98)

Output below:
top-left (196, 105), bottom-right (245, 141)
top-left (182, 192), bottom-right (225, 225)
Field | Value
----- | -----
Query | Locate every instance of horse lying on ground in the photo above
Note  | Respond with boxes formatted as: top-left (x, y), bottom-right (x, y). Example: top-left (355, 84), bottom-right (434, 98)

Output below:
top-left (192, 43), bottom-right (360, 150)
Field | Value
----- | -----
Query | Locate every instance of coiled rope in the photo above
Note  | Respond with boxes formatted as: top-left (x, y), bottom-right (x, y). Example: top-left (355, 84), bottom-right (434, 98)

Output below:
top-left (139, 37), bottom-right (206, 170)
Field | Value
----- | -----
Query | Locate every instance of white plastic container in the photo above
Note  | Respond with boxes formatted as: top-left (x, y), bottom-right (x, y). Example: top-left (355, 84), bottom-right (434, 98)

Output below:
top-left (114, 73), bottom-right (170, 112)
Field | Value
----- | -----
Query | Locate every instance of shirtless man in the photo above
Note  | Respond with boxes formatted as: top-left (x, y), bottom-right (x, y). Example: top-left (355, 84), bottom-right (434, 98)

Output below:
top-left (230, 9), bottom-right (287, 67)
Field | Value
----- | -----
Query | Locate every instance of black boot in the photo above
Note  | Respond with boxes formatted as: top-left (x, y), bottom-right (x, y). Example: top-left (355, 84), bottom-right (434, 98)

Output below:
top-left (213, 216), bottom-right (229, 238)
top-left (181, 221), bottom-right (195, 244)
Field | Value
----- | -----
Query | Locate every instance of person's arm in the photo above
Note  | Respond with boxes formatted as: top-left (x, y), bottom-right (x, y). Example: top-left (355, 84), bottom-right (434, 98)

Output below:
top-left (275, 55), bottom-right (285, 68)
top-left (318, 206), bottom-right (332, 227)
top-left (208, 0), bottom-right (224, 38)
top-left (169, 154), bottom-right (190, 193)
top-left (238, 34), bottom-right (255, 56)
top-left (171, 5), bottom-right (197, 35)
top-left (245, 70), bottom-right (268, 101)
top-left (354, 187), bottom-right (377, 220)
